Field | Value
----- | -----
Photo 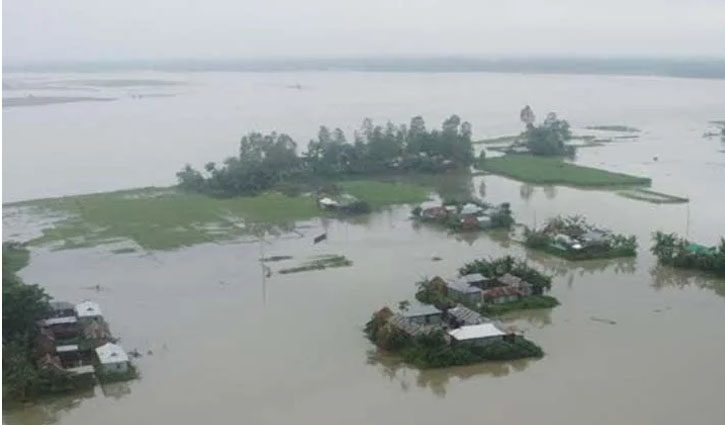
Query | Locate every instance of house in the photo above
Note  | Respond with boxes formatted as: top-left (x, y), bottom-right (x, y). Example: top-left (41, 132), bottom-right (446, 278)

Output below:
top-left (445, 278), bottom-right (483, 304)
top-left (421, 206), bottom-right (448, 220)
top-left (387, 314), bottom-right (429, 337)
top-left (448, 323), bottom-right (507, 346)
top-left (476, 215), bottom-right (493, 229)
top-left (49, 301), bottom-right (75, 318)
top-left (460, 215), bottom-right (480, 230)
top-left (460, 203), bottom-right (483, 216)
top-left (401, 304), bottom-right (443, 325)
top-left (482, 286), bottom-right (522, 304)
top-left (497, 273), bottom-right (534, 296)
top-left (446, 304), bottom-right (489, 326)
top-left (75, 300), bottom-right (103, 324)
top-left (39, 316), bottom-right (79, 339)
top-left (318, 197), bottom-right (340, 210)
top-left (95, 343), bottom-right (130, 374)
top-left (580, 230), bottom-right (610, 247)
top-left (56, 344), bottom-right (80, 367)
top-left (461, 273), bottom-right (493, 289)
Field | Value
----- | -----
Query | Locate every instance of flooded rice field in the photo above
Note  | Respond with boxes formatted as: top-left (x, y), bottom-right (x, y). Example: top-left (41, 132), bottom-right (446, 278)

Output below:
top-left (3, 71), bottom-right (725, 424)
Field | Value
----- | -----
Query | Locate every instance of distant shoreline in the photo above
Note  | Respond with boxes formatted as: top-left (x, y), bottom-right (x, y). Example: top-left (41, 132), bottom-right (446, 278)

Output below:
top-left (4, 57), bottom-right (725, 79)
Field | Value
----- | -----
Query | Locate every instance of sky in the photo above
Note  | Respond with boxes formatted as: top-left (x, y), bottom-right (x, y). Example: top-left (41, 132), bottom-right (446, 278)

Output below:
top-left (3, 0), bottom-right (725, 63)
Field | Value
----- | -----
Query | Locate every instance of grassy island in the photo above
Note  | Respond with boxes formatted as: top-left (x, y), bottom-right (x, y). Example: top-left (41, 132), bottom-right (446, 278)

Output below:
top-left (524, 216), bottom-right (637, 260)
top-left (652, 232), bottom-right (725, 277)
top-left (476, 155), bottom-right (651, 187)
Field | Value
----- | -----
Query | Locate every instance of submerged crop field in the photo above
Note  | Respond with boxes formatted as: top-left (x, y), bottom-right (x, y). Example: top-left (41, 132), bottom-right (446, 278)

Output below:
top-left (476, 155), bottom-right (651, 187)
top-left (7, 181), bottom-right (430, 251)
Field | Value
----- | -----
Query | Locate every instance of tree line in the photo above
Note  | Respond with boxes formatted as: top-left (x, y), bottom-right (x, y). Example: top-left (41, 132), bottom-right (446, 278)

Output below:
top-left (2, 242), bottom-right (53, 401)
top-left (177, 115), bottom-right (474, 197)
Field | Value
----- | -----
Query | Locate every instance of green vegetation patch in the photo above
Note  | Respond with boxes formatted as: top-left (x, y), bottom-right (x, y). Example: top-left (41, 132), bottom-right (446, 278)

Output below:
top-left (618, 188), bottom-right (688, 204)
top-left (585, 125), bottom-right (640, 132)
top-left (652, 232), bottom-right (725, 277)
top-left (11, 181), bottom-right (429, 252)
top-left (476, 155), bottom-right (651, 187)
top-left (479, 295), bottom-right (560, 315)
top-left (278, 254), bottom-right (352, 274)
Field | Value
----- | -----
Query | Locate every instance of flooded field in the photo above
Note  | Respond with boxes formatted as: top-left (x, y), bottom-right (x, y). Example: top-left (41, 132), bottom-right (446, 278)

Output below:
top-left (3, 71), bottom-right (725, 424)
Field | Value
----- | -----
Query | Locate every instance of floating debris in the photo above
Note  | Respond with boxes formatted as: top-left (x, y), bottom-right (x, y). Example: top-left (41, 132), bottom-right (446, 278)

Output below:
top-left (590, 316), bottom-right (617, 325)
top-left (313, 233), bottom-right (328, 244)
top-left (261, 255), bottom-right (293, 262)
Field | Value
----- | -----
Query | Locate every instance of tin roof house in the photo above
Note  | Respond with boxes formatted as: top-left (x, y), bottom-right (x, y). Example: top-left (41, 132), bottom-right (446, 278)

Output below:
top-left (75, 301), bottom-right (103, 324)
top-left (95, 343), bottom-right (130, 374)
top-left (400, 304), bottom-right (443, 326)
top-left (446, 304), bottom-right (489, 327)
top-left (448, 323), bottom-right (508, 346)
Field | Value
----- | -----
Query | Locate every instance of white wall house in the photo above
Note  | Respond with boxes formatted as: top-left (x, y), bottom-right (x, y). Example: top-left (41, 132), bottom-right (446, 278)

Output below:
top-left (95, 343), bottom-right (129, 374)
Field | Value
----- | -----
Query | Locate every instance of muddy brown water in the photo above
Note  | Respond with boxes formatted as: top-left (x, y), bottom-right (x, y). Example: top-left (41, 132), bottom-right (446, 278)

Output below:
top-left (3, 71), bottom-right (725, 425)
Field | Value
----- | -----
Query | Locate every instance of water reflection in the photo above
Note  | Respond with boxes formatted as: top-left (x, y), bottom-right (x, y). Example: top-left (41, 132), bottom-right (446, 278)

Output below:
top-left (650, 265), bottom-right (725, 298)
top-left (526, 250), bottom-right (637, 278)
top-left (3, 389), bottom-right (95, 425)
top-left (366, 350), bottom-right (533, 398)
top-left (519, 183), bottom-right (534, 201)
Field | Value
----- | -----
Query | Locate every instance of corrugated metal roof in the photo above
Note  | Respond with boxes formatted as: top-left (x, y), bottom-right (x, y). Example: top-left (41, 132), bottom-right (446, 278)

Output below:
top-left (447, 278), bottom-right (482, 294)
top-left (75, 300), bottom-right (102, 318)
top-left (483, 286), bottom-right (522, 298)
top-left (448, 323), bottom-right (506, 341)
top-left (56, 344), bottom-right (79, 353)
top-left (447, 304), bottom-right (489, 325)
top-left (400, 303), bottom-right (442, 318)
top-left (50, 301), bottom-right (75, 311)
top-left (387, 314), bottom-right (428, 337)
top-left (95, 343), bottom-right (129, 364)
top-left (40, 316), bottom-right (77, 326)
top-left (462, 273), bottom-right (488, 284)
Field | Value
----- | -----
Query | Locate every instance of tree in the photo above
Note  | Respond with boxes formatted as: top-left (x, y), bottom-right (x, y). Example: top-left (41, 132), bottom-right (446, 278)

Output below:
top-left (522, 111), bottom-right (572, 156)
top-left (520, 105), bottom-right (535, 127)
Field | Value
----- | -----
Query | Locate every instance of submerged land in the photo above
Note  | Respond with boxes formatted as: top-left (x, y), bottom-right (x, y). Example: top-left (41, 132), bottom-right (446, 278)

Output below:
top-left (476, 155), bottom-right (651, 187)
top-left (8, 181), bottom-right (430, 251)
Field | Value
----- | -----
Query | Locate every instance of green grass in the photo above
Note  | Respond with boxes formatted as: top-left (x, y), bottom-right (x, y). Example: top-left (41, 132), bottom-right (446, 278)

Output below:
top-left (2, 244), bottom-right (30, 273)
top-left (476, 155), bottom-right (651, 187)
top-left (8, 181), bottom-right (430, 252)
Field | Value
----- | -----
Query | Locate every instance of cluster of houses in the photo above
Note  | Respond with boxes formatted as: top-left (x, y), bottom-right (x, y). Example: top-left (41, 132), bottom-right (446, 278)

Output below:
top-left (548, 229), bottom-right (612, 252)
top-left (417, 201), bottom-right (511, 231)
top-left (378, 302), bottom-right (514, 346)
top-left (432, 272), bottom-right (538, 306)
top-left (35, 300), bottom-right (132, 381)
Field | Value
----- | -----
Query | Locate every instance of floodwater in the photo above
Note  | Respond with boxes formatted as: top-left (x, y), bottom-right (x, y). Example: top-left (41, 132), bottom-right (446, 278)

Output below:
top-left (3, 71), bottom-right (725, 425)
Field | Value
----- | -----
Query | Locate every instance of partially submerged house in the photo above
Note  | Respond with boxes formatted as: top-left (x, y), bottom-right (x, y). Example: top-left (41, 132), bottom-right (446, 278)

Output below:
top-left (95, 343), bottom-right (130, 374)
top-left (38, 316), bottom-right (79, 339)
top-left (387, 314), bottom-right (429, 337)
top-left (461, 273), bottom-right (493, 289)
top-left (448, 323), bottom-right (509, 346)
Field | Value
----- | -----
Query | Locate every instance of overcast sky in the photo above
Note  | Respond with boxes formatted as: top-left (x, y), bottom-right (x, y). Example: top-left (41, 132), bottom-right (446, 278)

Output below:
top-left (3, 0), bottom-right (725, 63)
